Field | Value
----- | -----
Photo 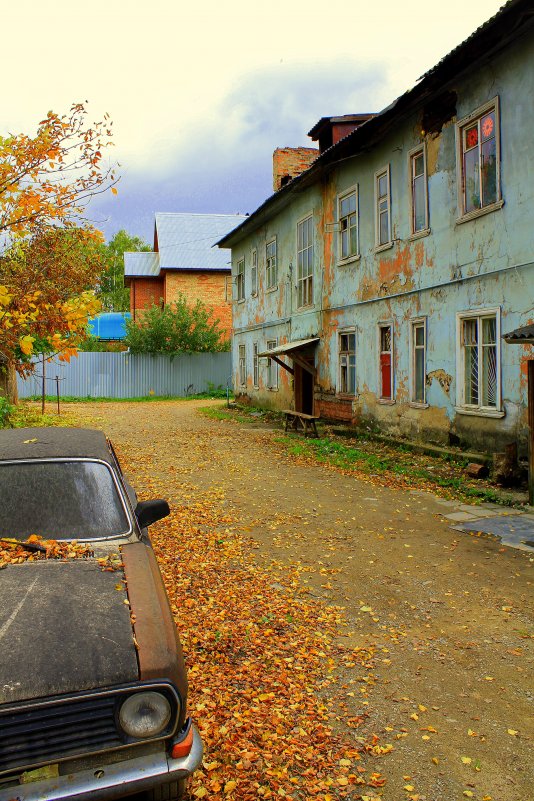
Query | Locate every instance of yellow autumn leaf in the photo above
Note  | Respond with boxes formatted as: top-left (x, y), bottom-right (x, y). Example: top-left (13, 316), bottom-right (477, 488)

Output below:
top-left (404, 785), bottom-right (414, 791)
top-left (19, 334), bottom-right (35, 355)
top-left (507, 729), bottom-right (518, 736)
top-left (461, 757), bottom-right (472, 765)
top-left (432, 757), bottom-right (439, 765)
top-left (337, 776), bottom-right (349, 786)
top-left (224, 780), bottom-right (237, 794)
top-left (111, 186), bottom-right (118, 195)
top-left (339, 758), bottom-right (351, 766)
top-left (194, 788), bottom-right (208, 798)
top-left (463, 792), bottom-right (474, 798)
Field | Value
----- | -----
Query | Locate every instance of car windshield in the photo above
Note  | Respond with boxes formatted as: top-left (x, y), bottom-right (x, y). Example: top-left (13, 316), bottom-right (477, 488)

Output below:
top-left (0, 460), bottom-right (131, 541)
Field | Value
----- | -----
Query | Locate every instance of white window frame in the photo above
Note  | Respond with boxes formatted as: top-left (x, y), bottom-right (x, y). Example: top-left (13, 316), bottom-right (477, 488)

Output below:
top-left (377, 321), bottom-right (395, 403)
top-left (338, 329), bottom-right (357, 396)
top-left (224, 274), bottom-right (232, 302)
top-left (296, 213), bottom-right (314, 308)
top-left (253, 342), bottom-right (259, 388)
top-left (266, 238), bottom-right (277, 290)
top-left (266, 339), bottom-right (278, 390)
top-left (238, 343), bottom-right (246, 387)
top-left (251, 249), bottom-right (258, 297)
top-left (408, 145), bottom-right (429, 238)
top-left (374, 165), bottom-right (392, 250)
top-left (455, 96), bottom-right (502, 224)
top-left (337, 186), bottom-right (359, 263)
top-left (236, 257), bottom-right (245, 302)
top-left (409, 317), bottom-right (428, 407)
top-left (455, 307), bottom-right (503, 417)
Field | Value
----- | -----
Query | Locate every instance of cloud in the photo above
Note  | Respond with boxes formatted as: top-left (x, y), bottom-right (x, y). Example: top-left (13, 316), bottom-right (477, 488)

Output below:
top-left (91, 59), bottom-right (388, 242)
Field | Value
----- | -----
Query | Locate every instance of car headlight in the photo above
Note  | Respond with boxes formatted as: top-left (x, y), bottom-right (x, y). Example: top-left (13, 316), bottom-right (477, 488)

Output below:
top-left (119, 691), bottom-right (172, 739)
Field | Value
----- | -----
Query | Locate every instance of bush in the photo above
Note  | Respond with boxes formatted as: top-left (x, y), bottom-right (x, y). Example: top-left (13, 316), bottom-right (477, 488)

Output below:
top-left (0, 395), bottom-right (14, 428)
top-left (125, 296), bottom-right (230, 355)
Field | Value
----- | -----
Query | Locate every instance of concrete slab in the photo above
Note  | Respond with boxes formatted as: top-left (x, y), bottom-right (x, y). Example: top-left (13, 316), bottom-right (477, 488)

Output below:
top-left (456, 506), bottom-right (500, 517)
top-left (445, 511), bottom-right (484, 522)
top-left (455, 515), bottom-right (534, 552)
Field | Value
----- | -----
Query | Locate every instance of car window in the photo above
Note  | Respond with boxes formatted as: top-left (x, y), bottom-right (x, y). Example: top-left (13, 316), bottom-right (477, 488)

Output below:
top-left (0, 460), bottom-right (131, 540)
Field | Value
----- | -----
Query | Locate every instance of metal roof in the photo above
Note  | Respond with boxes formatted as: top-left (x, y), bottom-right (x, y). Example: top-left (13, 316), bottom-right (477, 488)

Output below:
top-left (258, 337), bottom-right (320, 357)
top-left (503, 323), bottom-right (534, 344)
top-left (0, 428), bottom-right (113, 463)
top-left (218, 0), bottom-right (533, 250)
top-left (155, 213), bottom-right (247, 272)
top-left (124, 251), bottom-right (160, 278)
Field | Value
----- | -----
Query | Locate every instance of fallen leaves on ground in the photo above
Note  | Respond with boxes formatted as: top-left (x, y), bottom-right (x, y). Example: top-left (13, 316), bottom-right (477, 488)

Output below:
top-left (0, 535), bottom-right (92, 566)
top-left (118, 443), bottom-right (391, 800)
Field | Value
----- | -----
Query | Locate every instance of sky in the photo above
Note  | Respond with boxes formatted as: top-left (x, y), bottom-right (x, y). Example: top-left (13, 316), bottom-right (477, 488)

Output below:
top-left (2, 0), bottom-right (505, 244)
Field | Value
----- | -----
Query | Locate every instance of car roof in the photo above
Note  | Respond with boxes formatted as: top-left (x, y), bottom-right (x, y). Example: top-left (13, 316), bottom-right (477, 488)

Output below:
top-left (0, 427), bottom-right (114, 464)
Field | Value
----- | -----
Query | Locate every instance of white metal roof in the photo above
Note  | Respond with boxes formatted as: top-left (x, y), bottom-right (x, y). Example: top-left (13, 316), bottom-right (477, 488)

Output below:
top-left (124, 251), bottom-right (160, 277)
top-left (155, 213), bottom-right (247, 272)
top-left (258, 338), bottom-right (320, 357)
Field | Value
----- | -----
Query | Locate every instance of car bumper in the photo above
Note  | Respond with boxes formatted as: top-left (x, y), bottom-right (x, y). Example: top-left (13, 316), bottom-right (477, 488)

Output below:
top-left (0, 723), bottom-right (203, 801)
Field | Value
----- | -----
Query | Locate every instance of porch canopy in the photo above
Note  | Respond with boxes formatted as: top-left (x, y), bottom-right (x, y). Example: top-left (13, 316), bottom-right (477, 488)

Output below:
top-left (258, 337), bottom-right (319, 375)
top-left (503, 323), bottom-right (534, 344)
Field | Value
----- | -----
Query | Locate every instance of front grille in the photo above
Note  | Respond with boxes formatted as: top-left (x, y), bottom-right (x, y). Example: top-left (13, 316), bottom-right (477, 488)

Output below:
top-left (0, 683), bottom-right (179, 776)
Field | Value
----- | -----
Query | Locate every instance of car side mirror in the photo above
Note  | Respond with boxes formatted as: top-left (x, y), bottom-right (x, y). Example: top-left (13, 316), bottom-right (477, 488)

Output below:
top-left (135, 499), bottom-right (170, 528)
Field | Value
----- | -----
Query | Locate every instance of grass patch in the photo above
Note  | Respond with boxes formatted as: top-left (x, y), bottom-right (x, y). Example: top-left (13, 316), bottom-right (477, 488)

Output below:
top-left (4, 402), bottom-right (76, 429)
top-left (24, 390), bottom-right (232, 403)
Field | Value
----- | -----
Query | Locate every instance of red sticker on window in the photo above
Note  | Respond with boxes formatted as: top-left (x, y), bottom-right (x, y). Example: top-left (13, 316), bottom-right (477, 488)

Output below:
top-left (482, 114), bottom-right (494, 139)
top-left (466, 126), bottom-right (478, 148)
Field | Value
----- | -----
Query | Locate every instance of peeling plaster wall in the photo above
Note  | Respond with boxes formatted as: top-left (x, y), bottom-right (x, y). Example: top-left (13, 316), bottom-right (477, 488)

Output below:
top-left (230, 30), bottom-right (534, 454)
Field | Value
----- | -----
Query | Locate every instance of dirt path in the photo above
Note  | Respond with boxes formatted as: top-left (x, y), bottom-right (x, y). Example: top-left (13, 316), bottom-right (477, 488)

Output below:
top-left (72, 400), bottom-right (533, 801)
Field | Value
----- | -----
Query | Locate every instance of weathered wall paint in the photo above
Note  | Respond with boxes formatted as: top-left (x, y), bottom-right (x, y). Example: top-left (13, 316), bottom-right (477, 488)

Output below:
top-left (230, 31), bottom-right (534, 454)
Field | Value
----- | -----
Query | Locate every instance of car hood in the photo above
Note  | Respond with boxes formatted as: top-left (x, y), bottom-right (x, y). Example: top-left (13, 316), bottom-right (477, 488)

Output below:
top-left (0, 559), bottom-right (139, 704)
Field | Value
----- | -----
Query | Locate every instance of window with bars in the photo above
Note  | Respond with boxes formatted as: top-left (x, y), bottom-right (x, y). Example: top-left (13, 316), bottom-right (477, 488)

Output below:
top-left (266, 239), bottom-right (277, 289)
top-left (297, 215), bottom-right (313, 308)
top-left (266, 339), bottom-right (278, 389)
top-left (379, 324), bottom-right (393, 400)
top-left (253, 343), bottom-right (259, 388)
top-left (375, 167), bottom-right (391, 247)
top-left (339, 332), bottom-right (356, 395)
top-left (459, 313), bottom-right (499, 410)
top-left (338, 189), bottom-right (358, 261)
top-left (410, 148), bottom-right (428, 234)
top-left (238, 344), bottom-right (246, 387)
top-left (236, 258), bottom-right (245, 302)
top-left (251, 249), bottom-right (258, 296)
top-left (457, 100), bottom-right (500, 216)
top-left (411, 320), bottom-right (426, 404)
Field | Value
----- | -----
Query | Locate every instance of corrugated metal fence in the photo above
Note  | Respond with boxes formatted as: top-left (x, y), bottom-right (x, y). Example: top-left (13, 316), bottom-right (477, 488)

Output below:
top-left (17, 352), bottom-right (232, 399)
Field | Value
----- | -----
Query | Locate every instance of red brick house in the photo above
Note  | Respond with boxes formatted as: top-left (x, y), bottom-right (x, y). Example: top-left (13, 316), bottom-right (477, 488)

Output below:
top-left (124, 213), bottom-right (246, 339)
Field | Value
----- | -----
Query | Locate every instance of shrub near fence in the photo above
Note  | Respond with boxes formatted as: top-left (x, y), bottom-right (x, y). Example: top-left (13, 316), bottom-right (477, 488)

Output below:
top-left (17, 352), bottom-right (232, 399)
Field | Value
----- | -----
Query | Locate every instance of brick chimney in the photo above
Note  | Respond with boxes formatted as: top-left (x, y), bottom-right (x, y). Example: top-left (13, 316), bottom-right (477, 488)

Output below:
top-left (272, 147), bottom-right (319, 192)
top-left (308, 113), bottom-right (375, 154)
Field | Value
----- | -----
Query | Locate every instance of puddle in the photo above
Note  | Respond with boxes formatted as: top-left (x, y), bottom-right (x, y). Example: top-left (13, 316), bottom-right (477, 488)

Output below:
top-left (455, 515), bottom-right (534, 552)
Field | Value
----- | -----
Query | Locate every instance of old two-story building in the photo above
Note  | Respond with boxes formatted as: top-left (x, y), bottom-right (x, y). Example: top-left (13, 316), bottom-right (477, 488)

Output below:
top-left (124, 212), bottom-right (246, 339)
top-left (218, 0), bottom-right (534, 455)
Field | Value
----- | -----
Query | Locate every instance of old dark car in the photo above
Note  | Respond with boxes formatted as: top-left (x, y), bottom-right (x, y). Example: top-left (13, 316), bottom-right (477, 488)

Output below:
top-left (0, 427), bottom-right (202, 801)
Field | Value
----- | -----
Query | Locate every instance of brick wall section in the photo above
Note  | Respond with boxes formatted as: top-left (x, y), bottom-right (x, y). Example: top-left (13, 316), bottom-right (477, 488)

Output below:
top-left (129, 278), bottom-right (165, 319)
top-left (165, 271), bottom-right (232, 339)
top-left (272, 147), bottom-right (319, 191)
top-left (318, 398), bottom-right (357, 424)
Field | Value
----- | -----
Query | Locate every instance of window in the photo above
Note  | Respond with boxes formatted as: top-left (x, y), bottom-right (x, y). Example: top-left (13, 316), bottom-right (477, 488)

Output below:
top-left (379, 324), bottom-right (393, 400)
top-left (409, 147), bottom-right (428, 234)
top-left (266, 239), bottom-right (277, 289)
top-left (266, 339), bottom-right (278, 390)
top-left (338, 331), bottom-right (356, 395)
top-left (338, 189), bottom-right (358, 261)
top-left (457, 310), bottom-right (501, 413)
top-left (297, 215), bottom-right (313, 307)
top-left (224, 275), bottom-right (232, 302)
top-left (238, 343), bottom-right (246, 386)
top-left (457, 99), bottom-right (500, 218)
top-left (375, 167), bottom-right (391, 247)
top-left (410, 319), bottom-right (427, 404)
top-left (253, 342), bottom-right (259, 388)
top-left (251, 249), bottom-right (258, 296)
top-left (236, 257), bottom-right (245, 302)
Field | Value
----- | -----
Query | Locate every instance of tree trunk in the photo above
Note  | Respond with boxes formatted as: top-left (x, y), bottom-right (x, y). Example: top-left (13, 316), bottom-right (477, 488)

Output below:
top-left (0, 358), bottom-right (19, 405)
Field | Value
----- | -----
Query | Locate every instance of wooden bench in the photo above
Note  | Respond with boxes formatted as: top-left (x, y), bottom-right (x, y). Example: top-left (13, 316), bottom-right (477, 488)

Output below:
top-left (282, 409), bottom-right (320, 438)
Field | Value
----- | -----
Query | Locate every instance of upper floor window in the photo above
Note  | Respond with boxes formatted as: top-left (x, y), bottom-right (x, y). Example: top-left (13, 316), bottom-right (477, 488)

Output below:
top-left (456, 309), bottom-right (501, 414)
top-left (297, 215), bottom-right (313, 308)
top-left (224, 275), bottom-right (232, 302)
top-left (457, 98), bottom-right (501, 219)
top-left (266, 239), bottom-right (277, 289)
top-left (375, 167), bottom-right (391, 248)
top-left (339, 331), bottom-right (356, 395)
top-left (338, 189), bottom-right (358, 261)
top-left (409, 147), bottom-right (428, 235)
top-left (251, 249), bottom-right (258, 296)
top-left (236, 257), bottom-right (245, 302)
